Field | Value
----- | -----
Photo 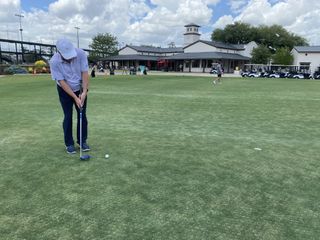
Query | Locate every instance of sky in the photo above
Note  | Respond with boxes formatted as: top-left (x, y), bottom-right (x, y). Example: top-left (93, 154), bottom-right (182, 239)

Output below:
top-left (0, 0), bottom-right (319, 49)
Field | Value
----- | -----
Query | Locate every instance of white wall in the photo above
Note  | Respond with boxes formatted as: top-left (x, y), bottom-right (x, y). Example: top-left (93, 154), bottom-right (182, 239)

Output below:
top-left (239, 41), bottom-right (257, 58)
top-left (119, 47), bottom-right (138, 55)
top-left (291, 48), bottom-right (320, 73)
top-left (184, 41), bottom-right (242, 54)
top-left (184, 34), bottom-right (200, 47)
top-left (184, 42), bottom-right (217, 53)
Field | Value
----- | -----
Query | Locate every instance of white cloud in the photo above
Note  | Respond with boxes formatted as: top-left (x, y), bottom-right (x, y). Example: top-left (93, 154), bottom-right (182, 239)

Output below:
top-left (0, 1), bottom-right (23, 41)
top-left (0, 0), bottom-right (20, 21)
top-left (214, 0), bottom-right (320, 45)
top-left (212, 15), bottom-right (234, 29)
top-left (234, 0), bottom-right (271, 25)
top-left (150, 0), bottom-right (181, 11)
top-left (10, 0), bottom-right (213, 47)
top-left (122, 0), bottom-right (214, 46)
top-left (235, 0), bottom-right (319, 26)
top-left (228, 0), bottom-right (248, 13)
top-left (286, 9), bottom-right (320, 45)
top-left (0, 0), bottom-right (320, 49)
top-left (206, 0), bottom-right (221, 4)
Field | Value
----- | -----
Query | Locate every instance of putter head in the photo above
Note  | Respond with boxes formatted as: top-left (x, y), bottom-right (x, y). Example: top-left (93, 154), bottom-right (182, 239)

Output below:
top-left (80, 154), bottom-right (91, 161)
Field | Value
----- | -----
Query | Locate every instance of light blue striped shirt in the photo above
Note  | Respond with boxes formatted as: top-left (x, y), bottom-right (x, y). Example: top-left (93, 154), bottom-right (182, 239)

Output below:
top-left (49, 48), bottom-right (88, 92)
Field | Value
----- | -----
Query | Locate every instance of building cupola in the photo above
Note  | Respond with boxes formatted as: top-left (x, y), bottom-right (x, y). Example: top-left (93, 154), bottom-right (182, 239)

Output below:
top-left (184, 23), bottom-right (201, 46)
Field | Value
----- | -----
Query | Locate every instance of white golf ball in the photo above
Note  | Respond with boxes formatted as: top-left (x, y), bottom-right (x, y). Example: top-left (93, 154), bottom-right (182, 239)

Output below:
top-left (105, 154), bottom-right (109, 159)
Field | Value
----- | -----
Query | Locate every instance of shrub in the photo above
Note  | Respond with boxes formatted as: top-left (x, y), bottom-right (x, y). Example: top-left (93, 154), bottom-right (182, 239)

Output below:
top-left (28, 67), bottom-right (34, 73)
top-left (4, 65), bottom-right (28, 75)
top-left (34, 60), bottom-right (47, 73)
top-left (0, 64), bottom-right (10, 74)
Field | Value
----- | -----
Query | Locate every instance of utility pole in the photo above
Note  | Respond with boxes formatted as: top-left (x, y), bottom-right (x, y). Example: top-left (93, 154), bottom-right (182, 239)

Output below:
top-left (75, 27), bottom-right (80, 48)
top-left (15, 13), bottom-right (24, 63)
top-left (15, 13), bottom-right (24, 42)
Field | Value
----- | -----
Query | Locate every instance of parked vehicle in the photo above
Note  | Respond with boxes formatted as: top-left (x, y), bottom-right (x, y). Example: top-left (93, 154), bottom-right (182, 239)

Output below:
top-left (241, 71), bottom-right (250, 77)
top-left (210, 68), bottom-right (217, 74)
top-left (293, 73), bottom-right (304, 79)
top-left (313, 71), bottom-right (320, 79)
top-left (268, 72), bottom-right (280, 78)
top-left (261, 72), bottom-right (272, 78)
top-left (248, 72), bottom-right (261, 78)
top-left (280, 72), bottom-right (290, 78)
top-left (267, 72), bottom-right (289, 78)
top-left (303, 73), bottom-right (313, 79)
top-left (290, 73), bottom-right (312, 79)
top-left (286, 72), bottom-right (296, 78)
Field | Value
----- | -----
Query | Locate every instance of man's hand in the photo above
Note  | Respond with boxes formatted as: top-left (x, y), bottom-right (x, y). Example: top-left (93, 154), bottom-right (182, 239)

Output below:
top-left (74, 96), bottom-right (82, 109)
top-left (79, 92), bottom-right (87, 107)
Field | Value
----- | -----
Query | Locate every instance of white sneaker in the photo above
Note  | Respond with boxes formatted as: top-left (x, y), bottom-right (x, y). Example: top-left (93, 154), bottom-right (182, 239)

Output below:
top-left (213, 80), bottom-right (216, 85)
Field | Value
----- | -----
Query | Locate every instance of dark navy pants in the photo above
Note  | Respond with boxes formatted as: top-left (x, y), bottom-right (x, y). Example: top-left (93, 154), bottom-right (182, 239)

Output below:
top-left (57, 85), bottom-right (88, 147)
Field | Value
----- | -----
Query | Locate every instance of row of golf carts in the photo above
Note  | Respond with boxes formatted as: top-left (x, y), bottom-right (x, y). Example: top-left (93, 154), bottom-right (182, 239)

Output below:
top-left (241, 71), bottom-right (320, 79)
top-left (241, 64), bottom-right (320, 80)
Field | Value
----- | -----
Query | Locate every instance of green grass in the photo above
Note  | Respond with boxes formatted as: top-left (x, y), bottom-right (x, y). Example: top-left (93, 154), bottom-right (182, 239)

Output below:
top-left (1, 74), bottom-right (320, 240)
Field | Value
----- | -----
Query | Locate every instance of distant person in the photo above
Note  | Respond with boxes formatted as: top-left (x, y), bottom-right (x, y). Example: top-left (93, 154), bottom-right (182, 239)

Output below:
top-left (213, 62), bottom-right (223, 85)
top-left (143, 66), bottom-right (148, 75)
top-left (109, 66), bottom-right (115, 75)
top-left (90, 65), bottom-right (96, 78)
top-left (129, 66), bottom-right (134, 75)
top-left (98, 64), bottom-right (104, 72)
top-left (122, 65), bottom-right (128, 75)
top-left (49, 38), bottom-right (90, 154)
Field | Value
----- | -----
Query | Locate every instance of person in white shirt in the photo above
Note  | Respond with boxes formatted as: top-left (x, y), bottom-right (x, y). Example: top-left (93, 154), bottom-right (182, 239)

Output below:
top-left (49, 38), bottom-right (90, 154)
top-left (213, 62), bottom-right (223, 85)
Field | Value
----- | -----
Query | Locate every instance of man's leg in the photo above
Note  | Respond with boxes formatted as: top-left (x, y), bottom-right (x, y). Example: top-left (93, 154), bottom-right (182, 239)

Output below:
top-left (75, 91), bottom-right (88, 146)
top-left (218, 74), bottom-right (222, 83)
top-left (57, 85), bottom-right (75, 147)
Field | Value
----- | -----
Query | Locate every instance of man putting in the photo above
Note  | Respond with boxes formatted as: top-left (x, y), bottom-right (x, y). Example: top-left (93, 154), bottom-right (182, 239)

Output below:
top-left (50, 38), bottom-right (90, 154)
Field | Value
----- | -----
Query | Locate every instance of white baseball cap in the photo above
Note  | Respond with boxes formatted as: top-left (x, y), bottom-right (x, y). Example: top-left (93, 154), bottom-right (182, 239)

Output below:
top-left (56, 38), bottom-right (77, 60)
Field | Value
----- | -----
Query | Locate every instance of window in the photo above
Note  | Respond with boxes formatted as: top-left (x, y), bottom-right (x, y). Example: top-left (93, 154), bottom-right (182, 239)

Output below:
top-left (230, 61), bottom-right (234, 69)
top-left (300, 62), bottom-right (310, 72)
top-left (192, 60), bottom-right (200, 68)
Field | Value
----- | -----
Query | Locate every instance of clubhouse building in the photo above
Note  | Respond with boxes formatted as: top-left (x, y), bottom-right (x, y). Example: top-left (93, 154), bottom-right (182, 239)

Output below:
top-left (104, 23), bottom-right (257, 73)
top-left (291, 46), bottom-right (320, 74)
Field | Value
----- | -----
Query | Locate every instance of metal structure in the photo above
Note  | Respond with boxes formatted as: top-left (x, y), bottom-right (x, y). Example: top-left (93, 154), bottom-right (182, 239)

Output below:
top-left (14, 13), bottom-right (25, 62)
top-left (0, 38), bottom-right (100, 64)
top-left (0, 38), bottom-right (55, 64)
top-left (75, 27), bottom-right (80, 48)
top-left (15, 13), bottom-right (24, 42)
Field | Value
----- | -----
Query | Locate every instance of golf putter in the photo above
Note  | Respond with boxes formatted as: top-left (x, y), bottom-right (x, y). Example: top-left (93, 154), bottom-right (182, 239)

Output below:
top-left (79, 91), bottom-right (90, 161)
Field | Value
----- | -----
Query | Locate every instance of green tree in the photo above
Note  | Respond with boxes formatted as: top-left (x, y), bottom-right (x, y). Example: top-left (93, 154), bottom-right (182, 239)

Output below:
top-left (251, 45), bottom-right (272, 64)
top-left (271, 47), bottom-right (294, 65)
top-left (255, 25), bottom-right (308, 50)
top-left (89, 33), bottom-right (118, 62)
top-left (212, 23), bottom-right (308, 48)
top-left (211, 28), bottom-right (225, 42)
top-left (212, 22), bottom-right (257, 44)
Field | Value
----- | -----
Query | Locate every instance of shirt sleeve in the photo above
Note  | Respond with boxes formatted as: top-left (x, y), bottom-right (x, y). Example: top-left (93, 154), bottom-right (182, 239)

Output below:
top-left (49, 59), bottom-right (64, 81)
top-left (79, 49), bottom-right (89, 72)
